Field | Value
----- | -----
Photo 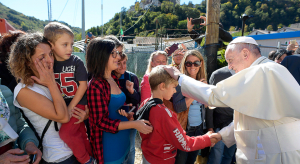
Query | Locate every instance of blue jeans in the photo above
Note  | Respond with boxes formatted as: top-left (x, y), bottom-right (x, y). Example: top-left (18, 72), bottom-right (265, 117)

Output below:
top-left (124, 129), bottom-right (136, 164)
top-left (207, 128), bottom-right (236, 164)
top-left (175, 124), bottom-right (204, 164)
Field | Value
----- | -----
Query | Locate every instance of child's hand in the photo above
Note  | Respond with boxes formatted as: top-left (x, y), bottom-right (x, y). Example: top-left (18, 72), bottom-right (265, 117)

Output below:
top-left (118, 110), bottom-right (134, 121)
top-left (67, 106), bottom-right (74, 118)
top-left (72, 106), bottom-right (89, 124)
top-left (126, 80), bottom-right (134, 94)
top-left (208, 132), bottom-right (222, 147)
top-left (134, 120), bottom-right (153, 134)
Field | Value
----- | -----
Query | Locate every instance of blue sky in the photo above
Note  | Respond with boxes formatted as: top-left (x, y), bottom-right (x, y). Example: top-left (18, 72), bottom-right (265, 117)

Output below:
top-left (1, 0), bottom-right (203, 30)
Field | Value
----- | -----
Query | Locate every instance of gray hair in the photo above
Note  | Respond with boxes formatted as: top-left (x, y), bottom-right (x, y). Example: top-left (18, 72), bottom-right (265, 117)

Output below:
top-left (145, 51), bottom-right (168, 74)
top-left (227, 43), bottom-right (261, 55)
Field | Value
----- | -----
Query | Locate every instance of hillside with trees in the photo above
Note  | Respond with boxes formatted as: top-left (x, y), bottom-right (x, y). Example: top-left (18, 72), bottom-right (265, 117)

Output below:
top-left (0, 2), bottom-right (81, 34)
top-left (87, 0), bottom-right (300, 39)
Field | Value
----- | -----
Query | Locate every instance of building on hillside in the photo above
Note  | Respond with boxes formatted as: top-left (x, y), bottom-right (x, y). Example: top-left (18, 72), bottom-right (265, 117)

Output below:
top-left (247, 31), bottom-right (300, 57)
top-left (248, 29), bottom-right (277, 35)
top-left (128, 5), bottom-right (136, 12)
top-left (152, 0), bottom-right (162, 7)
top-left (170, 0), bottom-right (180, 5)
top-left (278, 27), bottom-right (300, 33)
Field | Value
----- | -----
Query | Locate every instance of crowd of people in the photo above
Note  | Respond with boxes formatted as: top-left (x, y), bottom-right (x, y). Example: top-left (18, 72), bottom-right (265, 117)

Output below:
top-left (0, 15), bottom-right (300, 164)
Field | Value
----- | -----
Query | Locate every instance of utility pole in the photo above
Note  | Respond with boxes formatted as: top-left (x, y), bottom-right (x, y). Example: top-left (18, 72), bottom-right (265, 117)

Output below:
top-left (120, 9), bottom-right (122, 41)
top-left (204, 0), bottom-right (220, 80)
top-left (155, 19), bottom-right (158, 50)
top-left (47, 0), bottom-right (52, 22)
top-left (101, 0), bottom-right (103, 37)
top-left (81, 0), bottom-right (85, 40)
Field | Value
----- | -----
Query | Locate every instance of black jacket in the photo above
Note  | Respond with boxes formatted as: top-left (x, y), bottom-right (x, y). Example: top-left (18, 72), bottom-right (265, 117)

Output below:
top-left (206, 66), bottom-right (234, 129)
top-left (281, 54), bottom-right (300, 85)
top-left (188, 26), bottom-right (233, 48)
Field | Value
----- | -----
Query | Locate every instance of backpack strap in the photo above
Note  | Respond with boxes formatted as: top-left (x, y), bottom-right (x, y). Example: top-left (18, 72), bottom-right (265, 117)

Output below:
top-left (125, 71), bottom-right (132, 82)
top-left (38, 120), bottom-right (52, 149)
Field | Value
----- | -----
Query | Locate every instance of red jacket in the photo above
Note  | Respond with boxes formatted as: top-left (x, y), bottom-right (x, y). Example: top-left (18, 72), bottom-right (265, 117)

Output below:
top-left (140, 74), bottom-right (151, 103)
top-left (140, 98), bottom-right (211, 164)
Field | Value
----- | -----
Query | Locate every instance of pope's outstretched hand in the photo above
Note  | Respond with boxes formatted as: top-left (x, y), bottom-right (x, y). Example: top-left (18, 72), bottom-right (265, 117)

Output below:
top-left (162, 65), bottom-right (181, 80)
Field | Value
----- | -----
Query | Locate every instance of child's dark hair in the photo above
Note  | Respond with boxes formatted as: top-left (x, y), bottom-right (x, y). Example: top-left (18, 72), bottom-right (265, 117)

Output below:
top-left (86, 38), bottom-right (115, 79)
top-left (148, 66), bottom-right (178, 90)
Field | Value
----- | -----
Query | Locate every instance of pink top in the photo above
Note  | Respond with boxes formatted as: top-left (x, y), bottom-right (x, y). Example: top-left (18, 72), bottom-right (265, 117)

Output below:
top-left (140, 74), bottom-right (151, 103)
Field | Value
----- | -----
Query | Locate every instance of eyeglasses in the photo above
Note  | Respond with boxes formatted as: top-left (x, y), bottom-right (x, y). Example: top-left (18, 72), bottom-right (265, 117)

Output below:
top-left (185, 61), bottom-right (201, 67)
top-left (118, 51), bottom-right (123, 56)
top-left (111, 50), bottom-right (120, 58)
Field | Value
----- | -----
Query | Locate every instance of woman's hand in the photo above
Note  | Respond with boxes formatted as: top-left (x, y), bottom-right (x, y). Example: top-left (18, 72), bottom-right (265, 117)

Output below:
top-left (0, 149), bottom-right (30, 164)
top-left (118, 110), bottom-right (134, 121)
top-left (31, 58), bottom-right (55, 87)
top-left (126, 80), bottom-right (134, 94)
top-left (199, 16), bottom-right (206, 26)
top-left (25, 142), bottom-right (42, 164)
top-left (72, 105), bottom-right (89, 124)
top-left (187, 17), bottom-right (195, 32)
top-left (134, 120), bottom-right (153, 134)
top-left (164, 46), bottom-right (170, 54)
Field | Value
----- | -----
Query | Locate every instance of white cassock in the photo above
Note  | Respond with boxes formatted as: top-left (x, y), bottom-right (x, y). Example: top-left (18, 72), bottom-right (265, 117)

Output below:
top-left (179, 56), bottom-right (300, 164)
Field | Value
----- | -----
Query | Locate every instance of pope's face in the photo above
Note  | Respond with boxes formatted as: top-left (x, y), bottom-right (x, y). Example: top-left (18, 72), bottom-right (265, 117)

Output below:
top-left (225, 48), bottom-right (247, 73)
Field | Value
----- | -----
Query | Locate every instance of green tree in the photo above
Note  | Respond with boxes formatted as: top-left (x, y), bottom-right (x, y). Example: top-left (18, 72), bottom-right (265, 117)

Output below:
top-left (21, 22), bottom-right (29, 31)
top-left (161, 1), bottom-right (174, 13)
top-left (229, 26), bottom-right (236, 31)
top-left (261, 4), bottom-right (268, 12)
top-left (277, 23), bottom-right (284, 29)
top-left (266, 25), bottom-right (273, 31)
top-left (135, 2), bottom-right (141, 12)
top-left (256, 1), bottom-right (261, 8)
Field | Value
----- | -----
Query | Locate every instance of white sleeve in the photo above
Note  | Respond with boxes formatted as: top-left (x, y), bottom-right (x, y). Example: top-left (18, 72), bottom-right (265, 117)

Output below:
top-left (180, 74), bottom-right (213, 106)
top-left (219, 121), bottom-right (236, 148)
top-left (178, 74), bottom-right (184, 86)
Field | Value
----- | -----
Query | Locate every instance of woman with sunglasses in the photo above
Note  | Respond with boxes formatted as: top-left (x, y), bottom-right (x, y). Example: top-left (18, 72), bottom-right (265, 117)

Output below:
top-left (172, 50), bottom-right (208, 164)
top-left (86, 38), bottom-right (153, 164)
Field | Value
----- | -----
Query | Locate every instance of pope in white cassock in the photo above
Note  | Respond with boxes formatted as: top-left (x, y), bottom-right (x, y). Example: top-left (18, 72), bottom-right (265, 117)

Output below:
top-left (164, 37), bottom-right (300, 164)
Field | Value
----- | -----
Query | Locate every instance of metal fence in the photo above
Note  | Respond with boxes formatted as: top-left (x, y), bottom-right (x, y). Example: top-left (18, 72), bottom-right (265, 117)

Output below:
top-left (73, 36), bottom-right (288, 81)
top-left (259, 42), bottom-right (288, 57)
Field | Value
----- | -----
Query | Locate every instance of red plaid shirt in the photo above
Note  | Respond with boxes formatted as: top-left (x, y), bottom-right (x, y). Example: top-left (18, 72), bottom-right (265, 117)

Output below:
top-left (87, 74), bottom-right (121, 163)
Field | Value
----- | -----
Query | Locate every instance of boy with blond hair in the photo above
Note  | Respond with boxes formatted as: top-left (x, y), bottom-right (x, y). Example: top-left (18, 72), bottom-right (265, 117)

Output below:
top-left (135, 66), bottom-right (214, 164)
top-left (44, 22), bottom-right (94, 164)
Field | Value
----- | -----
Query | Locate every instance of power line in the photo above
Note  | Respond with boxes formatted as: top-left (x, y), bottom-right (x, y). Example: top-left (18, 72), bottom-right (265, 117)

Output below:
top-left (73, 0), bottom-right (79, 26)
top-left (58, 0), bottom-right (70, 20)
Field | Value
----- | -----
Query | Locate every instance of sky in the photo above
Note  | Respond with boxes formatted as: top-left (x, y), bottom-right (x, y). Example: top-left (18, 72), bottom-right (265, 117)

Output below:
top-left (1, 0), bottom-right (203, 30)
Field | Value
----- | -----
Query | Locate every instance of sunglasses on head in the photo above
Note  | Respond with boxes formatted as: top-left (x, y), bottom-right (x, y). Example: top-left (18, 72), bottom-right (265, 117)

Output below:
top-left (185, 61), bottom-right (201, 67)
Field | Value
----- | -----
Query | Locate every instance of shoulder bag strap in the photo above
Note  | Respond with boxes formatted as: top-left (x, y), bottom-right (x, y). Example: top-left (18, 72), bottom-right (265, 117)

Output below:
top-left (38, 120), bottom-right (52, 148)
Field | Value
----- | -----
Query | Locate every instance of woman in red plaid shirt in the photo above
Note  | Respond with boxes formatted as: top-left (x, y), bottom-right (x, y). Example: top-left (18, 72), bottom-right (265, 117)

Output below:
top-left (86, 38), bottom-right (153, 164)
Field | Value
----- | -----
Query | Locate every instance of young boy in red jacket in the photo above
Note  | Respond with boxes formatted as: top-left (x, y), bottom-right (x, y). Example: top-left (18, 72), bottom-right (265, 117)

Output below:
top-left (134, 66), bottom-right (215, 164)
